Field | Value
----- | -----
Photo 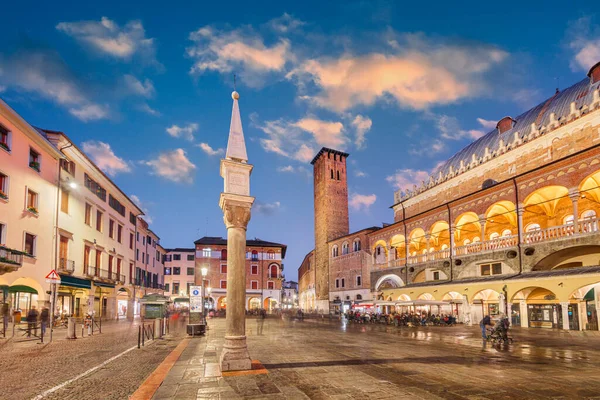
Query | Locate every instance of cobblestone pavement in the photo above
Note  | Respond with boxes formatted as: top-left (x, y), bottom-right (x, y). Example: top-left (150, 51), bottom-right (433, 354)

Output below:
top-left (153, 316), bottom-right (600, 399)
top-left (0, 318), bottom-right (187, 400)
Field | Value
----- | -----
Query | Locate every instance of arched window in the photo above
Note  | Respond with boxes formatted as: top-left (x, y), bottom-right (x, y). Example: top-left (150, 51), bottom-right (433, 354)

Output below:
top-left (270, 264), bottom-right (278, 279)
top-left (526, 223), bottom-right (541, 232)
top-left (501, 229), bottom-right (512, 237)
top-left (563, 215), bottom-right (574, 225)
top-left (330, 169), bottom-right (334, 179)
top-left (337, 171), bottom-right (340, 180)
top-left (582, 210), bottom-right (597, 220)
top-left (353, 239), bottom-right (361, 252)
top-left (428, 247), bottom-right (435, 253)
top-left (342, 242), bottom-right (349, 255)
top-left (356, 294), bottom-right (362, 300)
top-left (266, 250), bottom-right (275, 260)
top-left (332, 245), bottom-right (339, 257)
top-left (221, 249), bottom-right (227, 260)
top-left (472, 237), bottom-right (481, 243)
top-left (463, 239), bottom-right (471, 246)
top-left (489, 232), bottom-right (500, 240)
top-left (251, 250), bottom-right (258, 261)
top-left (441, 244), bottom-right (448, 250)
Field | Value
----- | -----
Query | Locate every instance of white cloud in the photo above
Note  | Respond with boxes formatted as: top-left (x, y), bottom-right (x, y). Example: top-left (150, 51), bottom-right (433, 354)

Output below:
top-left (476, 118), bottom-right (497, 130)
top-left (124, 75), bottom-right (155, 97)
top-left (187, 25), bottom-right (292, 88)
top-left (351, 115), bottom-right (372, 149)
top-left (277, 165), bottom-right (310, 175)
top-left (138, 103), bottom-right (161, 116)
top-left (349, 193), bottom-right (377, 211)
top-left (198, 142), bottom-right (224, 156)
top-left (287, 34), bottom-right (507, 112)
top-left (82, 141), bottom-right (131, 176)
top-left (130, 194), bottom-right (153, 224)
top-left (266, 13), bottom-right (305, 33)
top-left (0, 50), bottom-right (108, 122)
top-left (434, 114), bottom-right (485, 141)
top-left (254, 201), bottom-right (281, 216)
top-left (566, 17), bottom-right (600, 71)
top-left (144, 149), bottom-right (196, 184)
top-left (386, 169), bottom-right (430, 191)
top-left (293, 117), bottom-right (346, 148)
top-left (166, 123), bottom-right (198, 141)
top-left (277, 165), bottom-right (295, 173)
top-left (0, 85), bottom-right (5, 93)
top-left (57, 17), bottom-right (159, 66)
top-left (355, 170), bottom-right (367, 177)
top-left (69, 104), bottom-right (109, 121)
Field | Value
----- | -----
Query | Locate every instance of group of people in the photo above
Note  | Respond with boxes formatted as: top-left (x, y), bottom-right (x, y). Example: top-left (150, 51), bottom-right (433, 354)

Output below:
top-left (25, 306), bottom-right (50, 338)
top-left (344, 310), bottom-right (457, 326)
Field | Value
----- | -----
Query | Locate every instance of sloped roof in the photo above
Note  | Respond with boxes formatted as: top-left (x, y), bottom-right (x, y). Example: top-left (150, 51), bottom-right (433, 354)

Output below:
top-left (193, 236), bottom-right (287, 258)
top-left (434, 76), bottom-right (599, 178)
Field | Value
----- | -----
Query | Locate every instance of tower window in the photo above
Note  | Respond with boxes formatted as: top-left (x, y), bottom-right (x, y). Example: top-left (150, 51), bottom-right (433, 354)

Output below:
top-left (330, 169), bottom-right (334, 179)
top-left (337, 171), bottom-right (340, 180)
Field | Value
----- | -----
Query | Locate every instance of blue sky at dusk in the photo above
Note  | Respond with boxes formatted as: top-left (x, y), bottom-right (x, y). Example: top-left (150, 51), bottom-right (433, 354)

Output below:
top-left (1, 1), bottom-right (599, 280)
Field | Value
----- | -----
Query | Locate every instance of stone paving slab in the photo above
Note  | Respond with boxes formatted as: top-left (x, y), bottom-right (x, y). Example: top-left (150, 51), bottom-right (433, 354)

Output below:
top-left (151, 317), bottom-right (600, 399)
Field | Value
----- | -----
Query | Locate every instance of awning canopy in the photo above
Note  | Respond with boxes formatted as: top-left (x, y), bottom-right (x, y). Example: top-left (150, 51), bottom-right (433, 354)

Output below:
top-left (59, 275), bottom-right (92, 289)
top-left (173, 297), bottom-right (189, 303)
top-left (374, 301), bottom-right (397, 306)
top-left (396, 300), bottom-right (451, 306)
top-left (95, 281), bottom-right (115, 289)
top-left (8, 285), bottom-right (38, 294)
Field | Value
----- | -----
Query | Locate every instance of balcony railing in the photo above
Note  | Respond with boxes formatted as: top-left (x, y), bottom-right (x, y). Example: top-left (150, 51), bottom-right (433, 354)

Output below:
top-left (454, 235), bottom-right (518, 256)
top-left (58, 258), bottom-right (75, 273)
top-left (0, 246), bottom-right (24, 269)
top-left (85, 265), bottom-right (98, 276)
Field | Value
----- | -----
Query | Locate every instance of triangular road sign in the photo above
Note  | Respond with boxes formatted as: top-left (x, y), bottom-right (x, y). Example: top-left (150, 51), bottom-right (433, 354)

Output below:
top-left (45, 269), bottom-right (61, 281)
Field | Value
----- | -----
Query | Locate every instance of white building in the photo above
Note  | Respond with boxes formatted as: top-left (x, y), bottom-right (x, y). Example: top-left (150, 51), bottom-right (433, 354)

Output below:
top-left (282, 281), bottom-right (299, 309)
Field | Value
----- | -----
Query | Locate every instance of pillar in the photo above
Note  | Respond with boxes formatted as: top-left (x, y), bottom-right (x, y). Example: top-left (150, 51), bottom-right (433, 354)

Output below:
top-left (87, 283), bottom-right (95, 316)
top-left (479, 214), bottom-right (486, 241)
top-left (517, 206), bottom-right (525, 242)
top-left (498, 293), bottom-right (506, 316)
top-left (387, 245), bottom-right (393, 266)
top-left (106, 296), bottom-right (117, 319)
top-left (449, 225), bottom-right (456, 256)
top-left (569, 189), bottom-right (579, 229)
top-left (127, 297), bottom-right (135, 320)
top-left (519, 300), bottom-right (528, 328)
top-left (219, 199), bottom-right (253, 371)
top-left (560, 301), bottom-right (570, 330)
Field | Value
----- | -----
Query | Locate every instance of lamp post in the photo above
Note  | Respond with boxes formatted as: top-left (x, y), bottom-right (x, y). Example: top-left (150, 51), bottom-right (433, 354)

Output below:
top-left (201, 267), bottom-right (208, 325)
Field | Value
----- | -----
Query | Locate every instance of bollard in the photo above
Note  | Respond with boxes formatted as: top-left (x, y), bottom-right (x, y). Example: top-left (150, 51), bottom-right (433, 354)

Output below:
top-left (67, 317), bottom-right (77, 339)
top-left (142, 325), bottom-right (145, 347)
top-left (154, 319), bottom-right (161, 339)
top-left (152, 323), bottom-right (155, 340)
top-left (99, 317), bottom-right (102, 334)
top-left (138, 325), bottom-right (141, 349)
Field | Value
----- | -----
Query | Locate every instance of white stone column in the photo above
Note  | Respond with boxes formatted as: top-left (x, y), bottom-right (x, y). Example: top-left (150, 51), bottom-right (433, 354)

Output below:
top-left (498, 293), bottom-right (506, 316)
top-left (568, 189), bottom-right (580, 229)
top-left (560, 301), bottom-right (570, 330)
top-left (449, 225), bottom-right (456, 256)
top-left (517, 206), bottom-right (525, 243)
top-left (519, 300), bottom-right (528, 328)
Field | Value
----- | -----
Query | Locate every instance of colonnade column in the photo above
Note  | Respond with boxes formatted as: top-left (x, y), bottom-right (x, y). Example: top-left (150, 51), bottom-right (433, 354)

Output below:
top-left (569, 189), bottom-right (580, 228)
top-left (517, 206), bottom-right (525, 242)
top-left (560, 301), bottom-right (570, 330)
top-left (449, 224), bottom-right (456, 256)
top-left (519, 300), bottom-right (528, 328)
top-left (478, 214), bottom-right (486, 242)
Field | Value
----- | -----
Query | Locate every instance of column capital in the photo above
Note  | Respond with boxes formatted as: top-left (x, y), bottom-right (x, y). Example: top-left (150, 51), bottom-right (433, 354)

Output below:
top-left (568, 189), bottom-right (580, 201)
top-left (220, 193), bottom-right (254, 230)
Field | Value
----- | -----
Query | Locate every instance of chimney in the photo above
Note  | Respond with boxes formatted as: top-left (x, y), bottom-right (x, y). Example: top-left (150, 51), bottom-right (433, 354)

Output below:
top-left (588, 61), bottom-right (600, 85)
top-left (496, 116), bottom-right (516, 134)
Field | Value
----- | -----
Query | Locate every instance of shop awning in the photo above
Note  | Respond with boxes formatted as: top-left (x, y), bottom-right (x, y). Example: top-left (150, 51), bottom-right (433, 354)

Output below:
top-left (374, 301), bottom-right (397, 306)
top-left (173, 297), bottom-right (189, 303)
top-left (396, 300), bottom-right (451, 306)
top-left (8, 285), bottom-right (38, 294)
top-left (59, 275), bottom-right (91, 289)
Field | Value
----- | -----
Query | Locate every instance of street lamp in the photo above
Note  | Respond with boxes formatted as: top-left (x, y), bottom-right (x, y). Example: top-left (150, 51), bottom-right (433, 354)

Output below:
top-left (201, 267), bottom-right (208, 324)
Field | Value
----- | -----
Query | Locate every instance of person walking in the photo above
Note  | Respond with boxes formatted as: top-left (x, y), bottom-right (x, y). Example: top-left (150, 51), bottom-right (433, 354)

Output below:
top-left (480, 314), bottom-right (492, 339)
top-left (256, 308), bottom-right (266, 335)
top-left (26, 306), bottom-right (39, 338)
top-left (40, 307), bottom-right (50, 340)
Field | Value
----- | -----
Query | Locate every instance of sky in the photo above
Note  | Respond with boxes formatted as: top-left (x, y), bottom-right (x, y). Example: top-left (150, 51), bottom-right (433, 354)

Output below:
top-left (1, 1), bottom-right (599, 281)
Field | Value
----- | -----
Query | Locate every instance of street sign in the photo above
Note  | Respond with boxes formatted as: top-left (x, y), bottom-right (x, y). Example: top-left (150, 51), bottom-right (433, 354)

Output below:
top-left (45, 269), bottom-right (61, 284)
top-left (189, 286), bottom-right (202, 312)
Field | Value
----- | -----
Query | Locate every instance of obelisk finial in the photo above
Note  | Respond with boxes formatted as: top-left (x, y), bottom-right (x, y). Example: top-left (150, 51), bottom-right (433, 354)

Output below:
top-left (225, 85), bottom-right (247, 162)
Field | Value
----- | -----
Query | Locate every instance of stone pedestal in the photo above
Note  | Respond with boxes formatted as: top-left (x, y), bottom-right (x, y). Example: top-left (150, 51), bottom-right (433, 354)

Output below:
top-left (219, 196), bottom-right (253, 371)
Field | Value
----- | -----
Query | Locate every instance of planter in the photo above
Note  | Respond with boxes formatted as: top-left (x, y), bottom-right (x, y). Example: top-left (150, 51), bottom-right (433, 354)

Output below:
top-left (0, 192), bottom-right (7, 200)
top-left (0, 142), bottom-right (9, 152)
top-left (29, 162), bottom-right (40, 172)
top-left (27, 207), bottom-right (38, 215)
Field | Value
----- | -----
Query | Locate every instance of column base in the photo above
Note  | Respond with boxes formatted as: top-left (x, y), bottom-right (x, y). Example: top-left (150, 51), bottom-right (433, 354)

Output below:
top-left (220, 335), bottom-right (252, 371)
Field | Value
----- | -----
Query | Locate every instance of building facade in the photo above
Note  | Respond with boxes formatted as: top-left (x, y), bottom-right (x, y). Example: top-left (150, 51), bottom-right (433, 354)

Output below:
top-left (298, 251), bottom-right (316, 311)
top-left (282, 280), bottom-right (299, 309)
top-left (163, 248), bottom-right (196, 304)
top-left (0, 99), bottom-right (164, 320)
top-left (366, 61), bottom-right (600, 330)
top-left (0, 99), bottom-right (63, 312)
top-left (194, 237), bottom-right (286, 312)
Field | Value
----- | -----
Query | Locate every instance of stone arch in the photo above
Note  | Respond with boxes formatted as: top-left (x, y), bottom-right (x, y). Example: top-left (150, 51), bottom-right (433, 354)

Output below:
top-left (397, 294), bottom-right (411, 301)
top-left (372, 239), bottom-right (388, 255)
top-left (413, 270), bottom-right (426, 283)
top-left (8, 277), bottom-right (46, 299)
top-left (374, 274), bottom-right (404, 291)
top-left (471, 288), bottom-right (500, 303)
top-left (429, 221), bottom-right (450, 249)
top-left (579, 169), bottom-right (600, 203)
top-left (389, 234), bottom-right (405, 259)
top-left (511, 286), bottom-right (558, 302)
top-left (417, 293), bottom-right (435, 300)
top-left (441, 291), bottom-right (462, 301)
top-left (408, 228), bottom-right (426, 254)
top-left (484, 200), bottom-right (517, 239)
top-left (569, 281), bottom-right (600, 301)
top-left (523, 186), bottom-right (570, 227)
top-left (454, 212), bottom-right (481, 242)
top-left (531, 245), bottom-right (600, 271)
top-left (248, 297), bottom-right (261, 310)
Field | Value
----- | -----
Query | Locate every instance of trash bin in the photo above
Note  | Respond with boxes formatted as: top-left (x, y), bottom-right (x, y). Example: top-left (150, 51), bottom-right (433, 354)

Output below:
top-left (13, 310), bottom-right (21, 324)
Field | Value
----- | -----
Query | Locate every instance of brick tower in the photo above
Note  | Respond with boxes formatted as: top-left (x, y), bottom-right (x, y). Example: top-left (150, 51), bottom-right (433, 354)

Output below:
top-left (311, 147), bottom-right (350, 311)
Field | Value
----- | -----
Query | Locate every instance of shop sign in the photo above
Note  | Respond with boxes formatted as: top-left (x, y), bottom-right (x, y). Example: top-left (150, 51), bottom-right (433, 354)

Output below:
top-left (189, 286), bottom-right (202, 313)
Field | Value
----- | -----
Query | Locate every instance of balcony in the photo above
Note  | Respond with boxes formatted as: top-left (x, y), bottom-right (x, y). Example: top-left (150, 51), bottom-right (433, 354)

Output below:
top-left (0, 246), bottom-right (24, 274)
top-left (58, 258), bottom-right (75, 274)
